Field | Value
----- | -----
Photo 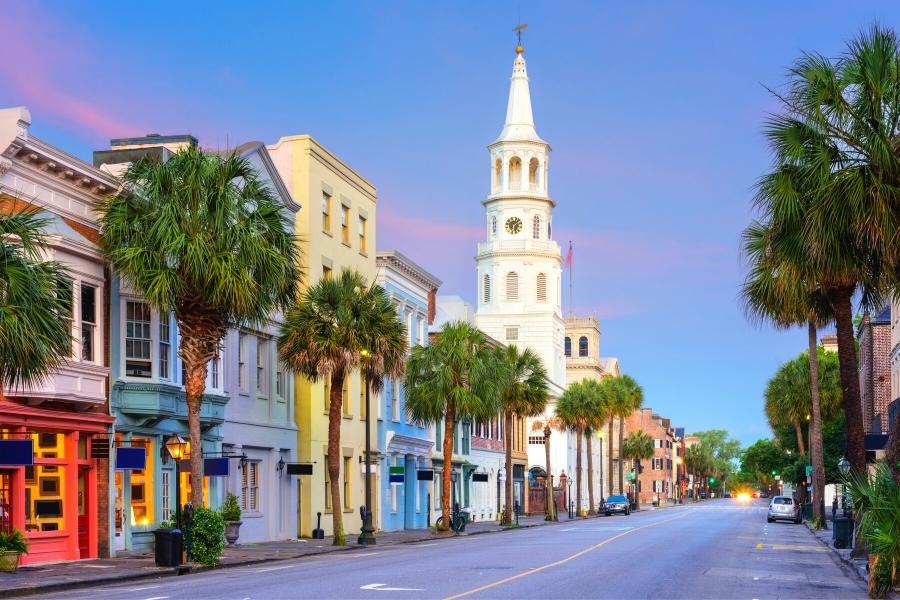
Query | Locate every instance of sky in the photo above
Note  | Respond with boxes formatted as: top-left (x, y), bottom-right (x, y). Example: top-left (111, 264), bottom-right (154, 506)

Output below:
top-left (2, 1), bottom-right (898, 447)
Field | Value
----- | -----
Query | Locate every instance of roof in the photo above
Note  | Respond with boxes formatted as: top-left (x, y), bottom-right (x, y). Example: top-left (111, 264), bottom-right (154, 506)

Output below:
top-left (376, 250), bottom-right (442, 291)
top-left (492, 50), bottom-right (545, 145)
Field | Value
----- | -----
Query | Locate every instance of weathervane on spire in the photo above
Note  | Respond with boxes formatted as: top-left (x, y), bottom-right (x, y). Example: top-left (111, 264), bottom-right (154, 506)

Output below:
top-left (513, 22), bottom-right (527, 54)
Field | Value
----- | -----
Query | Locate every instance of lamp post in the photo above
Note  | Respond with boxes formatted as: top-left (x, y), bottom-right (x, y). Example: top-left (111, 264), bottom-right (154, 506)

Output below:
top-left (567, 476), bottom-right (573, 519)
top-left (358, 352), bottom-right (376, 546)
top-left (451, 468), bottom-right (459, 518)
top-left (164, 434), bottom-right (190, 530)
top-left (837, 456), bottom-right (850, 517)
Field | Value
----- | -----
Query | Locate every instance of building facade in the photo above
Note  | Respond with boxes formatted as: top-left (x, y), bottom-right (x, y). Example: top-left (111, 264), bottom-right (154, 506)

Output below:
top-left (268, 134), bottom-right (376, 538)
top-left (219, 142), bottom-right (300, 544)
top-left (0, 106), bottom-right (115, 564)
top-left (891, 301), bottom-right (900, 438)
top-left (375, 251), bottom-right (440, 531)
top-left (858, 306), bottom-right (892, 435)
top-left (625, 408), bottom-right (675, 505)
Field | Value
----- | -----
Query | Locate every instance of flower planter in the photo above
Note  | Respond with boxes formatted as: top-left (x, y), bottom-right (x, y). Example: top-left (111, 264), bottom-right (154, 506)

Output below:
top-left (224, 521), bottom-right (242, 545)
top-left (0, 550), bottom-right (21, 573)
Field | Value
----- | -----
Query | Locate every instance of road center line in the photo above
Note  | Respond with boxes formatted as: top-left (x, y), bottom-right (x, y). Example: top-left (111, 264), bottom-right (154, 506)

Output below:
top-left (444, 510), bottom-right (693, 600)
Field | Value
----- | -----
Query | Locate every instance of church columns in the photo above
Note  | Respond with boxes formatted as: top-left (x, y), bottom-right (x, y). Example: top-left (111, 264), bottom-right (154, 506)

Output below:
top-left (501, 158), bottom-right (509, 192)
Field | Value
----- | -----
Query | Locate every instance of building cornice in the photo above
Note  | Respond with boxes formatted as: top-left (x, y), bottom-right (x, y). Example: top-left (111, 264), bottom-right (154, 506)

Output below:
top-left (376, 250), bottom-right (442, 290)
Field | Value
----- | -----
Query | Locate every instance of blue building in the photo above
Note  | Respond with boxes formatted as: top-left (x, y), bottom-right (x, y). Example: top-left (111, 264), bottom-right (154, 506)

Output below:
top-left (375, 251), bottom-right (441, 531)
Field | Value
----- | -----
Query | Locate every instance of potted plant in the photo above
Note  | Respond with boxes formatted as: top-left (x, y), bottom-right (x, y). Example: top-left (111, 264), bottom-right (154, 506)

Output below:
top-left (221, 493), bottom-right (242, 545)
top-left (0, 528), bottom-right (29, 573)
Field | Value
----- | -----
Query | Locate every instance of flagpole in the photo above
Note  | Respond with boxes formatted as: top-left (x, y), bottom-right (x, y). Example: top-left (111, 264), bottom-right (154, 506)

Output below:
top-left (568, 241), bottom-right (573, 316)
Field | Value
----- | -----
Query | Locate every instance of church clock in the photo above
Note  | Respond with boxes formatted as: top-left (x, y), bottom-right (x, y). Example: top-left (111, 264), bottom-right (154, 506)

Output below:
top-left (505, 217), bottom-right (523, 234)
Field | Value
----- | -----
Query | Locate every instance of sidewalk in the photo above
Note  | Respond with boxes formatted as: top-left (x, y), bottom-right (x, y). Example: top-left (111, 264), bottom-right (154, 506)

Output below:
top-left (805, 517), bottom-right (869, 584)
top-left (0, 512), bottom-right (583, 598)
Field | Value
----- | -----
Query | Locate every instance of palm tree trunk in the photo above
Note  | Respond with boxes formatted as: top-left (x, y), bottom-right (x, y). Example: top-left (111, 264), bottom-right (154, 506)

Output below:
top-left (607, 420), bottom-right (614, 497)
top-left (830, 286), bottom-right (866, 474)
top-left (586, 433), bottom-right (595, 515)
top-left (807, 321), bottom-right (826, 528)
top-left (618, 417), bottom-right (625, 494)
top-left (503, 411), bottom-right (514, 525)
top-left (441, 406), bottom-right (456, 530)
top-left (544, 425), bottom-right (555, 521)
top-left (575, 427), bottom-right (583, 517)
top-left (634, 459), bottom-right (641, 511)
top-left (794, 422), bottom-right (807, 456)
top-left (180, 327), bottom-right (218, 508)
top-left (887, 413), bottom-right (900, 483)
top-left (328, 368), bottom-right (346, 545)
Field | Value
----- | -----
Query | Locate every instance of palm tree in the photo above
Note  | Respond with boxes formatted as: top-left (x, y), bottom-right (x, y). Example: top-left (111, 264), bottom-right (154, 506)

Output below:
top-left (406, 322), bottom-right (503, 530)
top-left (764, 361), bottom-right (811, 456)
top-left (581, 380), bottom-right (606, 515)
top-left (495, 345), bottom-right (548, 525)
top-left (684, 444), bottom-right (713, 500)
top-left (760, 26), bottom-right (900, 477)
top-left (531, 415), bottom-right (564, 521)
top-left (598, 377), bottom-right (618, 497)
top-left (613, 375), bottom-right (644, 494)
top-left (99, 145), bottom-right (299, 508)
top-left (0, 209), bottom-right (72, 400)
top-left (556, 381), bottom-right (595, 517)
top-left (622, 430), bottom-right (654, 510)
top-left (279, 269), bottom-right (406, 544)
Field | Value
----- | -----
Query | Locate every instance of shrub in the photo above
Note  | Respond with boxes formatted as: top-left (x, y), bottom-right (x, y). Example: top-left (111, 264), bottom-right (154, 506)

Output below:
top-left (0, 529), bottom-right (28, 554)
top-left (187, 507), bottom-right (225, 566)
top-left (221, 493), bottom-right (242, 522)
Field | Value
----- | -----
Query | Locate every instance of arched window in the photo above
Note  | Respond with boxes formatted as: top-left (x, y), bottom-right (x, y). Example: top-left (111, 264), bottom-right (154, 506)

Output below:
top-left (533, 215), bottom-right (541, 239)
top-left (564, 336), bottom-right (571, 357)
top-left (491, 215), bottom-right (497, 237)
top-left (494, 158), bottom-right (502, 192)
top-left (536, 273), bottom-right (547, 302)
top-left (578, 336), bottom-right (589, 357)
top-left (506, 272), bottom-right (519, 301)
top-left (508, 157), bottom-right (522, 191)
top-left (483, 274), bottom-right (491, 303)
top-left (528, 158), bottom-right (539, 189)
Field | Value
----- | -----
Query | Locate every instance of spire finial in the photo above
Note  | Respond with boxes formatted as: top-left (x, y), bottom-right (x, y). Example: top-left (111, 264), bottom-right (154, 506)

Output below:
top-left (513, 23), bottom-right (527, 54)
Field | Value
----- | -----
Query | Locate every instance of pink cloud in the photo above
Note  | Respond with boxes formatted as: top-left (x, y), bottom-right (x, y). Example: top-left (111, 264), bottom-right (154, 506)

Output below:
top-left (0, 4), bottom-right (145, 140)
top-left (379, 210), bottom-right (482, 241)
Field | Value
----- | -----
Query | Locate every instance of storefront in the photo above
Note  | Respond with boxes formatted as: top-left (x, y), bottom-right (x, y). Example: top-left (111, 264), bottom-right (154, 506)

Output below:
top-left (0, 404), bottom-right (113, 565)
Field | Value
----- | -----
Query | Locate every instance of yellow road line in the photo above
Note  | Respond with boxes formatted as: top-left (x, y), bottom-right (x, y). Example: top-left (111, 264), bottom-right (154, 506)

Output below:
top-left (444, 510), bottom-right (694, 599)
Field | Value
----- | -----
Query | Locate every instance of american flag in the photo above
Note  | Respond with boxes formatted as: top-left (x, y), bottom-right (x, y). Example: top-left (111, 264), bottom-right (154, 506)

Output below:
top-left (565, 241), bottom-right (573, 269)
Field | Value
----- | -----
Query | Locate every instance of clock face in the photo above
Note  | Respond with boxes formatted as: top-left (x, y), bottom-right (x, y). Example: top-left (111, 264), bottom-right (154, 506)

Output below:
top-left (505, 217), bottom-right (523, 235)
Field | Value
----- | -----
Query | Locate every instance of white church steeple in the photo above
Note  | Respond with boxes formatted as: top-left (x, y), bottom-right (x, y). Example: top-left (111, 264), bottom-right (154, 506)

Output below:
top-left (494, 47), bottom-right (545, 145)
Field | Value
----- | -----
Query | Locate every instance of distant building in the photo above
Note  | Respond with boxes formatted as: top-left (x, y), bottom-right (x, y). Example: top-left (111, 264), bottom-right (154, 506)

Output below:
top-left (820, 335), bottom-right (838, 353)
top-left (857, 306), bottom-right (891, 439)
top-left (890, 300), bottom-right (900, 438)
top-left (625, 408), bottom-right (675, 505)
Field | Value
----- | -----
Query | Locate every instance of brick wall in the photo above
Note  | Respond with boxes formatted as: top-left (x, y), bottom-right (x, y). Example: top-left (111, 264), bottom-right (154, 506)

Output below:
top-left (859, 317), bottom-right (892, 432)
top-left (624, 409), bottom-right (675, 504)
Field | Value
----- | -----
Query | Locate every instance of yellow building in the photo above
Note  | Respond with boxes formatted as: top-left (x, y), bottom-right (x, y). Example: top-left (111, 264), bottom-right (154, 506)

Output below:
top-left (268, 135), bottom-right (377, 537)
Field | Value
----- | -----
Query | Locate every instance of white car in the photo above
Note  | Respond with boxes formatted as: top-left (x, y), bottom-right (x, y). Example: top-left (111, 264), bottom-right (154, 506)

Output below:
top-left (767, 496), bottom-right (801, 524)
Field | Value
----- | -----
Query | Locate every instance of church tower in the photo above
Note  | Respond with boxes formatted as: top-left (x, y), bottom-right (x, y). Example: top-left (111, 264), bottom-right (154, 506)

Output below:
top-left (475, 43), bottom-right (566, 395)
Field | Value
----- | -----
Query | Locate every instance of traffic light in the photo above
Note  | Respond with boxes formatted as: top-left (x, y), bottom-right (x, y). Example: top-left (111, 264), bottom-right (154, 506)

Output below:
top-left (708, 476), bottom-right (717, 485)
top-left (628, 470), bottom-right (635, 481)
top-left (771, 469), bottom-right (777, 476)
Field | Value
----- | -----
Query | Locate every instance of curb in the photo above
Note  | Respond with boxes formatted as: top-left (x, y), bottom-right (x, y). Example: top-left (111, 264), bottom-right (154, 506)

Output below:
top-left (804, 521), bottom-right (868, 584)
top-left (0, 515), bottom-right (597, 598)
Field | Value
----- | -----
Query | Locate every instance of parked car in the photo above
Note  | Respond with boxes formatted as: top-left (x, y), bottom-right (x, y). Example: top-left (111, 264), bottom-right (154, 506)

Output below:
top-left (767, 496), bottom-right (801, 524)
top-left (604, 495), bottom-right (630, 516)
top-left (723, 491), bottom-right (732, 498)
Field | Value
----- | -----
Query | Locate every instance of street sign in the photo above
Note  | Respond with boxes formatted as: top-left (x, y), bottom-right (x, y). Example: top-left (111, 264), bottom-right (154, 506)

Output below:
top-left (204, 457), bottom-right (229, 476)
top-left (472, 473), bottom-right (489, 482)
top-left (115, 446), bottom-right (146, 470)
top-left (389, 465), bottom-right (404, 483)
top-left (286, 463), bottom-right (313, 476)
top-left (416, 469), bottom-right (434, 481)
top-left (0, 439), bottom-right (33, 466)
top-left (805, 465), bottom-right (813, 477)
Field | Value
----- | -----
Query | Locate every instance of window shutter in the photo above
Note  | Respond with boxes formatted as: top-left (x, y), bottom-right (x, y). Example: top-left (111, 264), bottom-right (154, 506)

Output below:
top-left (506, 272), bottom-right (519, 301)
top-left (537, 273), bottom-right (547, 302)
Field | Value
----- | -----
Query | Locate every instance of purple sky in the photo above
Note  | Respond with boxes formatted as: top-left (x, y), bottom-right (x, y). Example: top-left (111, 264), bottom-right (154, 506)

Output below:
top-left (3, 2), bottom-right (897, 446)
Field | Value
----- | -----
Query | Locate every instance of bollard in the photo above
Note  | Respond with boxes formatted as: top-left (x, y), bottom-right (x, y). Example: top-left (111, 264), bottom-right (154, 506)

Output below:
top-left (514, 501), bottom-right (519, 526)
top-left (427, 494), bottom-right (432, 528)
top-left (312, 511), bottom-right (325, 540)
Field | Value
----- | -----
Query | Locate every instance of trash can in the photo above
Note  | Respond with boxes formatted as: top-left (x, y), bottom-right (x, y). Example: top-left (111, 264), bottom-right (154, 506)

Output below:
top-left (458, 510), bottom-right (470, 532)
top-left (832, 517), bottom-right (852, 549)
top-left (803, 503), bottom-right (813, 521)
top-left (154, 528), bottom-right (183, 567)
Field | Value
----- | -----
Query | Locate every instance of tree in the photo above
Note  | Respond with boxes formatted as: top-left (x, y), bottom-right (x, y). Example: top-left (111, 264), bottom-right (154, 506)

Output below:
top-left (613, 375), bottom-right (644, 494)
top-left (581, 380), bottom-right (607, 515)
top-left (692, 430), bottom-right (741, 493)
top-left (279, 269), bottom-right (406, 544)
top-left (555, 380), bottom-right (598, 517)
top-left (622, 430), bottom-right (654, 510)
top-left (531, 415), bottom-right (564, 521)
top-left (100, 145), bottom-right (299, 509)
top-left (684, 444), bottom-right (713, 499)
top-left (406, 322), bottom-right (503, 530)
top-left (495, 345), bottom-right (548, 525)
top-left (760, 26), bottom-right (900, 478)
top-left (597, 377), bottom-right (618, 497)
top-left (0, 209), bottom-right (72, 400)
top-left (740, 439), bottom-right (791, 491)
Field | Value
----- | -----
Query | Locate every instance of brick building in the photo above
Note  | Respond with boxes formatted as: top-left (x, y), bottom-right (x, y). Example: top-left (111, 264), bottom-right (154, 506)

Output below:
top-left (625, 408), bottom-right (675, 505)
top-left (858, 305), bottom-right (892, 434)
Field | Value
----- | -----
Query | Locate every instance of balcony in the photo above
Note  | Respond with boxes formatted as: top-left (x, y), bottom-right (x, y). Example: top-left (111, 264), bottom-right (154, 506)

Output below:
top-left (477, 239), bottom-right (560, 258)
top-left (565, 355), bottom-right (602, 370)
top-left (112, 381), bottom-right (228, 426)
top-left (16, 361), bottom-right (109, 407)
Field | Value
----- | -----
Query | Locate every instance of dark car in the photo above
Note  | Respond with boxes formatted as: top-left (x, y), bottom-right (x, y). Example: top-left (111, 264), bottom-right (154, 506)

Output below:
top-left (605, 495), bottom-right (630, 516)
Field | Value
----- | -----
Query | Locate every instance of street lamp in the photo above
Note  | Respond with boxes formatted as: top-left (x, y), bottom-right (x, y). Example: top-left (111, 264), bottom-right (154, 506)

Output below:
top-left (358, 350), bottom-right (376, 546)
top-left (838, 456), bottom-right (850, 517)
top-left (164, 434), bottom-right (190, 529)
top-left (567, 476), bottom-right (573, 519)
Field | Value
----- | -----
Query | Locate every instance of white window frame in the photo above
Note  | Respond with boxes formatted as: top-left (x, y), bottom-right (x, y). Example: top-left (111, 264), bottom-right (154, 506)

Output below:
top-left (241, 460), bottom-right (261, 513)
top-left (122, 298), bottom-right (154, 380)
top-left (390, 455), bottom-right (399, 513)
top-left (159, 313), bottom-right (172, 381)
top-left (391, 379), bottom-right (400, 422)
top-left (238, 333), bottom-right (248, 392)
top-left (256, 336), bottom-right (268, 396)
top-left (79, 282), bottom-right (98, 363)
top-left (161, 469), bottom-right (172, 522)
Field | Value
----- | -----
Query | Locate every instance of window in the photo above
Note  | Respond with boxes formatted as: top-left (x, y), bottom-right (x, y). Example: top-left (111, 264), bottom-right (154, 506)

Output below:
top-left (211, 350), bottom-right (220, 389)
top-left (80, 284), bottom-right (96, 361)
top-left (241, 462), bottom-right (259, 512)
top-left (257, 337), bottom-right (267, 394)
top-left (391, 379), bottom-right (400, 421)
top-left (324, 375), bottom-right (331, 411)
top-left (127, 437), bottom-right (154, 528)
top-left (491, 215), bottom-right (497, 236)
top-left (159, 315), bottom-right (170, 380)
top-left (358, 215), bottom-right (367, 253)
top-left (125, 301), bottom-right (152, 377)
top-left (483, 274), bottom-right (491, 303)
top-left (528, 436), bottom-right (545, 445)
top-left (161, 470), bottom-right (171, 522)
top-left (324, 454), bottom-right (332, 510)
top-left (322, 191), bottom-right (332, 232)
top-left (323, 265), bottom-right (333, 280)
top-left (238, 334), bottom-right (247, 390)
top-left (58, 277), bottom-right (74, 354)
top-left (564, 336), bottom-right (571, 357)
top-left (578, 336), bottom-right (588, 357)
top-left (390, 456), bottom-right (399, 512)
top-left (537, 273), bottom-right (547, 302)
top-left (343, 457), bottom-right (352, 509)
top-left (506, 272), bottom-right (519, 301)
top-left (533, 215), bottom-right (541, 239)
top-left (506, 327), bottom-right (518, 342)
top-left (341, 205), bottom-right (350, 244)
top-left (342, 377), bottom-right (350, 415)
top-left (461, 422), bottom-right (470, 454)
top-left (276, 360), bottom-right (284, 398)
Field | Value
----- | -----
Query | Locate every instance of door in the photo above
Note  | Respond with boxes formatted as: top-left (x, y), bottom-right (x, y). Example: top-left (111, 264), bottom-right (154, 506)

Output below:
top-left (0, 471), bottom-right (11, 534)
top-left (77, 468), bottom-right (89, 558)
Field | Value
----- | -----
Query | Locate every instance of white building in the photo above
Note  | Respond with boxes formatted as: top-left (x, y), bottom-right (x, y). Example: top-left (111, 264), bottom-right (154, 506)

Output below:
top-left (474, 44), bottom-right (578, 495)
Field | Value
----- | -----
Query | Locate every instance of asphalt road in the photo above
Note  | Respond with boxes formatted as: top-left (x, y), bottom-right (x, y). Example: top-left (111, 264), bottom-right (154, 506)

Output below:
top-left (46, 500), bottom-right (866, 600)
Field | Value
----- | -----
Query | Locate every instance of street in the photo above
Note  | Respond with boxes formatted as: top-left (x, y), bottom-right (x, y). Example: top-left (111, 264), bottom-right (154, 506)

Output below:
top-left (41, 500), bottom-right (865, 600)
